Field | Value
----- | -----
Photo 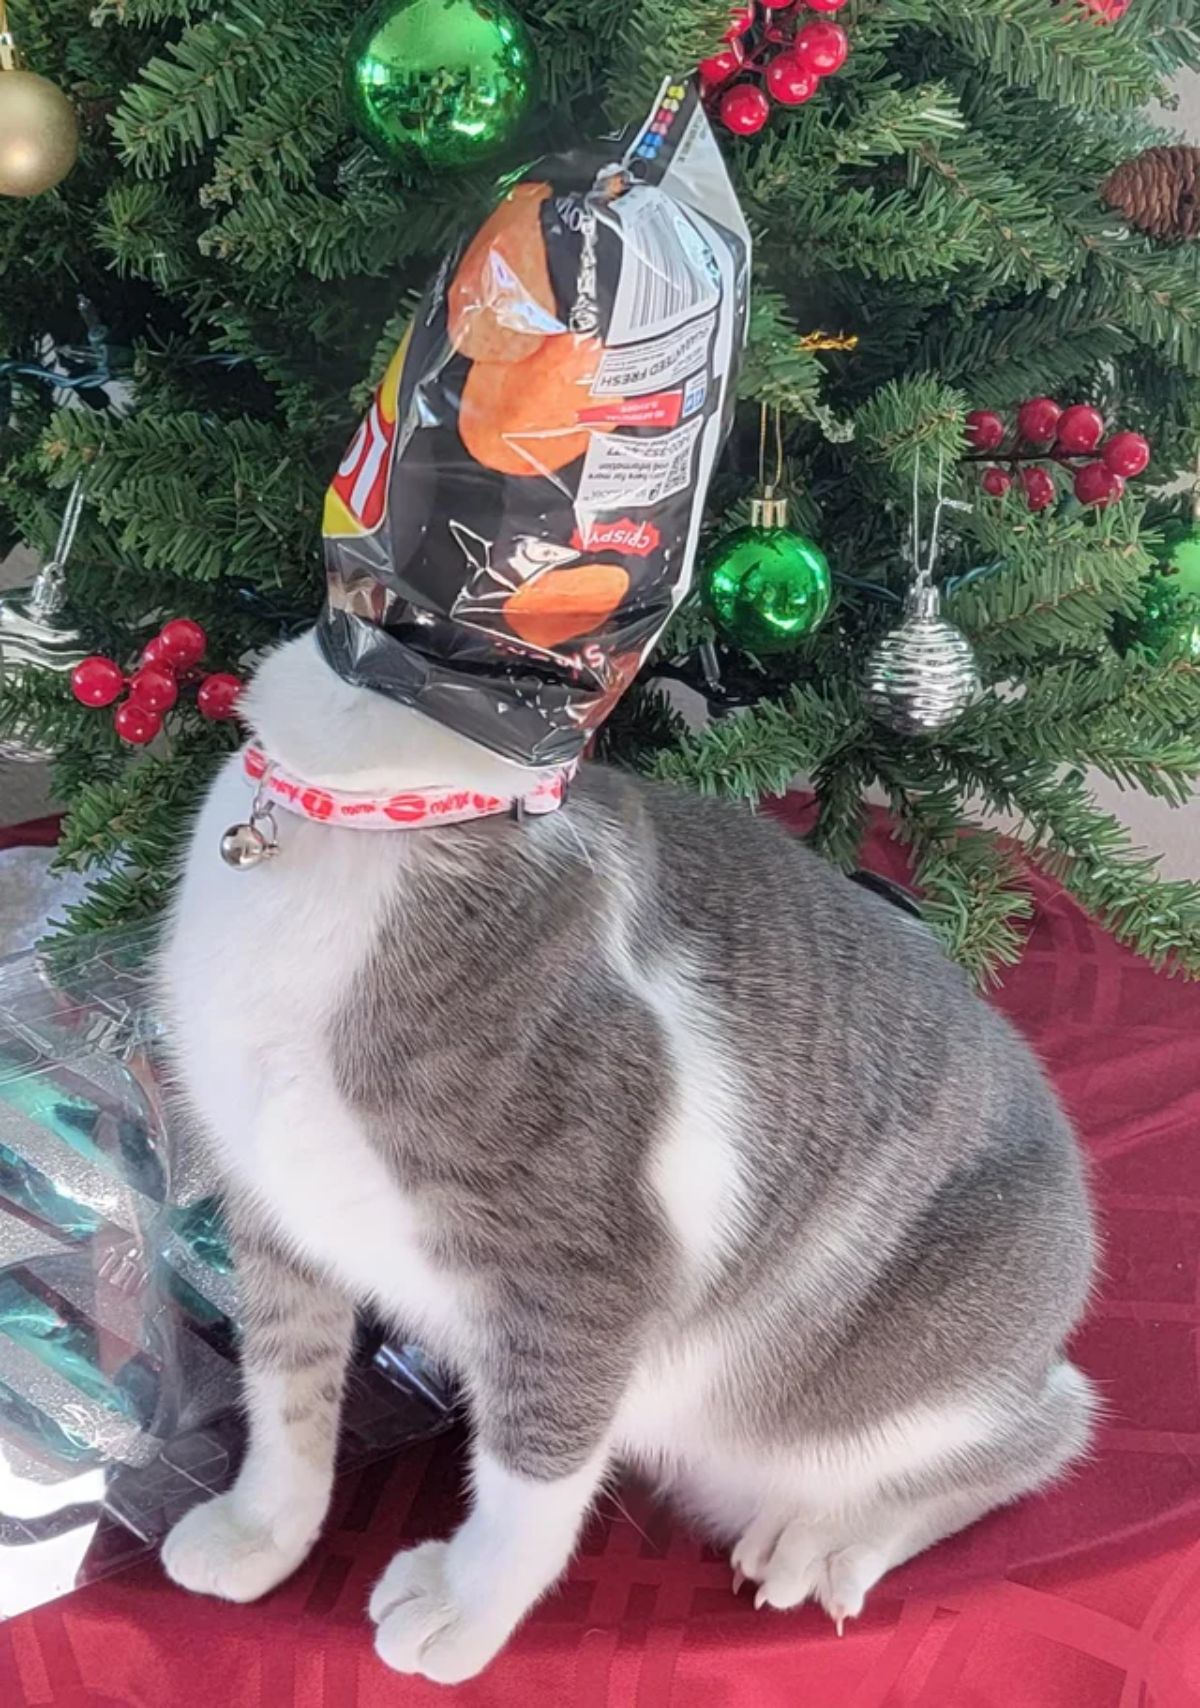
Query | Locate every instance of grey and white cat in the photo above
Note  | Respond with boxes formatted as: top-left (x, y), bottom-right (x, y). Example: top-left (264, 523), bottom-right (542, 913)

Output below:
top-left (159, 631), bottom-right (1096, 1685)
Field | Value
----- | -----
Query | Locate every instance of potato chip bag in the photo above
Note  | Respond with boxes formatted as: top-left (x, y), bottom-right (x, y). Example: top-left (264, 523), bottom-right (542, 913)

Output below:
top-left (318, 78), bottom-right (750, 769)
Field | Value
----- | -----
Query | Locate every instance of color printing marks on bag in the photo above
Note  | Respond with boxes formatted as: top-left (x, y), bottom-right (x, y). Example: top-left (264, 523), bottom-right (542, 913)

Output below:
top-left (630, 83), bottom-right (688, 164)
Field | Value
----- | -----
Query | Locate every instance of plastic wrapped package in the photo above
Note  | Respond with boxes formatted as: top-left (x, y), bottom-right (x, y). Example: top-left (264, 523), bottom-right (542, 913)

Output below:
top-left (319, 77), bottom-right (751, 768)
top-left (0, 924), bottom-right (452, 1620)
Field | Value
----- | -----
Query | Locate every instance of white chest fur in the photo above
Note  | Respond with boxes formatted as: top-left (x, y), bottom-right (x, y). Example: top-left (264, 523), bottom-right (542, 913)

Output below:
top-left (163, 758), bottom-right (463, 1347)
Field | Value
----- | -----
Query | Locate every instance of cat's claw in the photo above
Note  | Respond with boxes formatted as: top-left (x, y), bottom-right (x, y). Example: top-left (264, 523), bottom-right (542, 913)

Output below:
top-left (732, 1519), bottom-right (887, 1620)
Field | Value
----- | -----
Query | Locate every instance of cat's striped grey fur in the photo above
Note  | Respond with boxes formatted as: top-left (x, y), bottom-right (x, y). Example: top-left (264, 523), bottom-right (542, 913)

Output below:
top-left (159, 634), bottom-right (1096, 1684)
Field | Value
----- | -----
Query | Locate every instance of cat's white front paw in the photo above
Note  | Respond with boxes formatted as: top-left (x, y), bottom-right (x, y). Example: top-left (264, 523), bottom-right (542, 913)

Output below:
top-left (162, 1492), bottom-right (316, 1603)
top-left (370, 1541), bottom-right (511, 1685)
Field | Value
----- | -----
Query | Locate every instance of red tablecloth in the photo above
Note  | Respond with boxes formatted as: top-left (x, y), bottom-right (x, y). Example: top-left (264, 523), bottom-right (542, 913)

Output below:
top-left (4, 809), bottom-right (1200, 1706)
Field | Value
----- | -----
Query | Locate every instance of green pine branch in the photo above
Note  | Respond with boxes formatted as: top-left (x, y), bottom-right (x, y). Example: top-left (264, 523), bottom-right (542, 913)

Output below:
top-left (930, 0), bottom-right (1169, 110)
top-left (946, 505), bottom-right (1151, 665)
top-left (883, 783), bottom-right (1033, 984)
top-left (646, 680), bottom-right (867, 801)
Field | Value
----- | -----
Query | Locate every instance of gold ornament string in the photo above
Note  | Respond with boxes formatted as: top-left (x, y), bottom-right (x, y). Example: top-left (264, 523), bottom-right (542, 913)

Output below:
top-left (757, 402), bottom-right (784, 496)
top-left (798, 331), bottom-right (860, 352)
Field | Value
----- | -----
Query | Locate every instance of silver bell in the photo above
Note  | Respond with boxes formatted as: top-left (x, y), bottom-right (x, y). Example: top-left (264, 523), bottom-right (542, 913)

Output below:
top-left (220, 819), bottom-right (277, 870)
top-left (220, 777), bottom-right (280, 869)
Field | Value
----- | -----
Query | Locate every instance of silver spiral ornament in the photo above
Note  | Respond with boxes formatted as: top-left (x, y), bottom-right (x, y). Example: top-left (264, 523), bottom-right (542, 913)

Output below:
top-left (864, 582), bottom-right (980, 735)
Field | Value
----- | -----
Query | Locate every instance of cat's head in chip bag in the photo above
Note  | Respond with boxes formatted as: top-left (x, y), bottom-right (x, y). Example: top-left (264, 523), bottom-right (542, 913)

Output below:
top-left (245, 78), bottom-right (751, 792)
top-left (267, 80), bottom-right (749, 800)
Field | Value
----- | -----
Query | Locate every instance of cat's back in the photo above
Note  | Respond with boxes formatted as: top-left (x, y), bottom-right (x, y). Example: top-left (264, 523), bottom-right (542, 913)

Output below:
top-left (583, 766), bottom-right (1081, 1211)
top-left (582, 766), bottom-right (989, 1068)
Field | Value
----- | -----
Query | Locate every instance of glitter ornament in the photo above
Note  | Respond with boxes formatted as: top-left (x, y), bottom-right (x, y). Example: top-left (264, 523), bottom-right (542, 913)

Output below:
top-left (1154, 516), bottom-right (1200, 599)
top-left (1114, 515), bottom-right (1200, 662)
top-left (865, 582), bottom-right (980, 735)
top-left (345, 0), bottom-right (537, 172)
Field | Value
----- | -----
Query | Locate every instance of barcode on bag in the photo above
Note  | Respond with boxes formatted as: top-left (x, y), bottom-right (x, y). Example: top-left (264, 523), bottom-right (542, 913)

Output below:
top-left (576, 415), bottom-right (705, 510)
top-left (608, 189), bottom-right (721, 343)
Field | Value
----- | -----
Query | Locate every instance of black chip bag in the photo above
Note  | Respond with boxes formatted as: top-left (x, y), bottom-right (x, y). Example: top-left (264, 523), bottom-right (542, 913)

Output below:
top-left (317, 78), bottom-right (751, 769)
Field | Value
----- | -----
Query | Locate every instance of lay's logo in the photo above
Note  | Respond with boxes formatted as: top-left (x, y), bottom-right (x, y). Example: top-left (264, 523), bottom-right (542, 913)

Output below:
top-left (323, 331), bottom-right (411, 540)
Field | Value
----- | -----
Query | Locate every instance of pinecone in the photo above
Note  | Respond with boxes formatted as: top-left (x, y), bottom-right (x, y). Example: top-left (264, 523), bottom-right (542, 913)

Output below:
top-left (1102, 144), bottom-right (1200, 241)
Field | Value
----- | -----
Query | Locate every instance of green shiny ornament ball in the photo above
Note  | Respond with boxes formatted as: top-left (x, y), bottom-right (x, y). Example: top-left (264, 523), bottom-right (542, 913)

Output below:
top-left (704, 524), bottom-right (832, 654)
top-left (1152, 516), bottom-right (1200, 598)
top-left (1114, 516), bottom-right (1200, 661)
top-left (346, 0), bottom-right (537, 172)
top-left (1116, 577), bottom-right (1200, 662)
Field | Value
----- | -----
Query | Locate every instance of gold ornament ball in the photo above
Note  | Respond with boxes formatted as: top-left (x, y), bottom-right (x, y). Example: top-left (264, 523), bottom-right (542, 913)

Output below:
top-left (0, 68), bottom-right (79, 198)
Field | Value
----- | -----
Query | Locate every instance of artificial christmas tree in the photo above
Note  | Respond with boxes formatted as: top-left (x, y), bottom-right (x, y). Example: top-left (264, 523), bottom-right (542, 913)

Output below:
top-left (3, 0), bottom-right (1200, 982)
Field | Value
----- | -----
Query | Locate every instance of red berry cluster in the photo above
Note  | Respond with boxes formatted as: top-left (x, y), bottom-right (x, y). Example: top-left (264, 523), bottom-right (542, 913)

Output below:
top-left (965, 399), bottom-right (1151, 514)
top-left (701, 0), bottom-right (850, 136)
top-left (70, 618), bottom-right (244, 746)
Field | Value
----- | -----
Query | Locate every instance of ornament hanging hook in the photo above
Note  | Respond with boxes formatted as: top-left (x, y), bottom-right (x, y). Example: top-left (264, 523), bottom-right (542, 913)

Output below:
top-left (914, 448), bottom-right (971, 589)
top-left (923, 449), bottom-right (949, 585)
top-left (753, 404), bottom-right (789, 530)
top-left (0, 0), bottom-right (18, 72)
top-left (909, 449), bottom-right (922, 583)
top-left (756, 402), bottom-right (785, 499)
top-left (28, 477), bottom-right (86, 620)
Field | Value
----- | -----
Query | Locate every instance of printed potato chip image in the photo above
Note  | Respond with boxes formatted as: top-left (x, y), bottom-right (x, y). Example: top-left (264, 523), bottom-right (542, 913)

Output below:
top-left (459, 332), bottom-right (613, 478)
top-left (503, 561), bottom-right (631, 650)
top-left (448, 183), bottom-right (560, 364)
